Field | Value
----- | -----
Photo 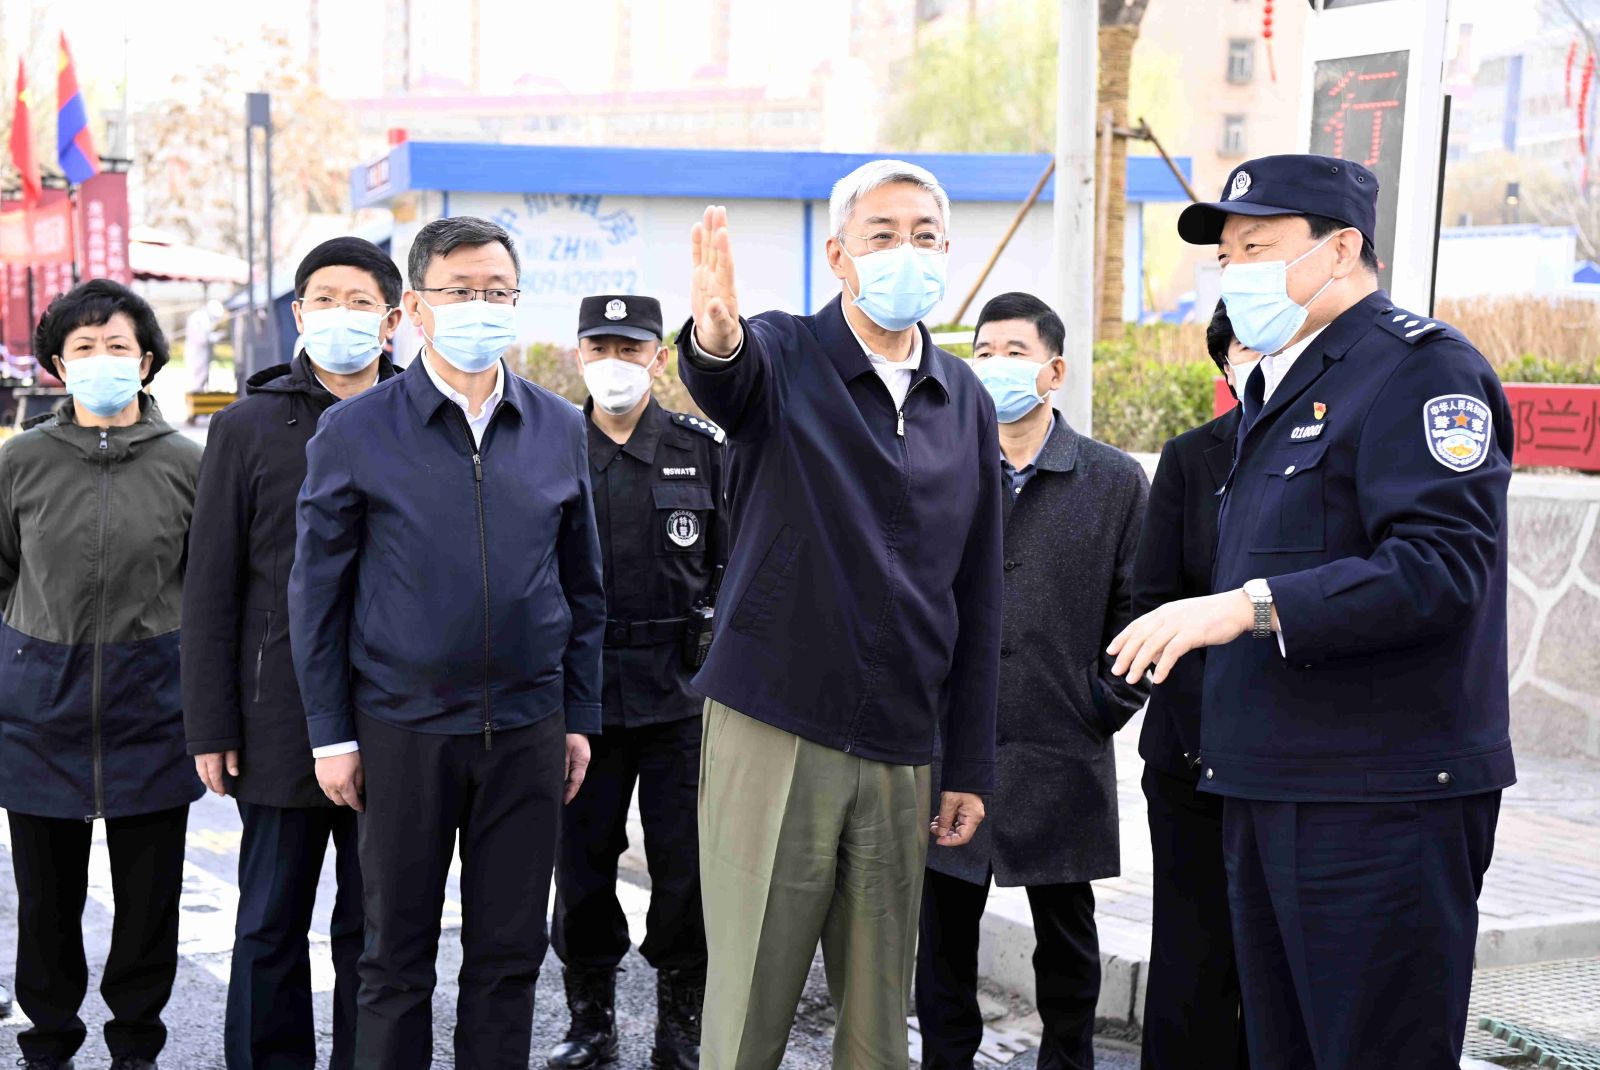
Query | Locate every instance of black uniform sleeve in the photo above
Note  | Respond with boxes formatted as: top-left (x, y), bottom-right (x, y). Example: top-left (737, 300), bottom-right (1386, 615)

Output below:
top-left (182, 411), bottom-right (249, 756)
top-left (1270, 334), bottom-right (1511, 663)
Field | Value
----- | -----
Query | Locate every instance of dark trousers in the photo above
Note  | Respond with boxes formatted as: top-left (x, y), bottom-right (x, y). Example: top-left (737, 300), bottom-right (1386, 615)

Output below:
top-left (7, 805), bottom-right (189, 1062)
top-left (1141, 766), bottom-right (1248, 1070)
top-left (552, 716), bottom-right (705, 974)
top-left (226, 800), bottom-right (363, 1070)
top-left (1223, 792), bottom-right (1501, 1070)
top-left (354, 711), bottom-right (565, 1070)
top-left (916, 869), bottom-right (1099, 1070)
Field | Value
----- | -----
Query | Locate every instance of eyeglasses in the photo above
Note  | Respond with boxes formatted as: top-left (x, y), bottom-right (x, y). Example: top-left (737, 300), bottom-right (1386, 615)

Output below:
top-left (840, 229), bottom-right (947, 254)
top-left (415, 286), bottom-right (522, 306)
top-left (297, 295), bottom-right (392, 313)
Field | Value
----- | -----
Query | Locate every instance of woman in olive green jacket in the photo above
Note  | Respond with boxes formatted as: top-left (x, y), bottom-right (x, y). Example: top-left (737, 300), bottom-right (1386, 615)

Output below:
top-left (0, 279), bottom-right (201, 1070)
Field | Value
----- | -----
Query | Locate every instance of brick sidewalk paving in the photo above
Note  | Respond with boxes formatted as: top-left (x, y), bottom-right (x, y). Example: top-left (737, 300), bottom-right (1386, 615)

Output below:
top-left (977, 710), bottom-right (1600, 1024)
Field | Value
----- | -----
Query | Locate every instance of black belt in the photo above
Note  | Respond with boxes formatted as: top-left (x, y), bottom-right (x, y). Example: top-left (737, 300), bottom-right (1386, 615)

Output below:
top-left (604, 616), bottom-right (689, 648)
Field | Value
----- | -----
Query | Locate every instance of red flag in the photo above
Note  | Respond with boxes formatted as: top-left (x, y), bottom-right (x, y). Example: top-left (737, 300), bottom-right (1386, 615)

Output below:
top-left (57, 34), bottom-right (99, 185)
top-left (10, 60), bottom-right (41, 207)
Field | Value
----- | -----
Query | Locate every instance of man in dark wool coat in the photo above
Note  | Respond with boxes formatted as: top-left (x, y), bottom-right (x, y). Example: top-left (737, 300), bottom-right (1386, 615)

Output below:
top-left (917, 291), bottom-right (1150, 1070)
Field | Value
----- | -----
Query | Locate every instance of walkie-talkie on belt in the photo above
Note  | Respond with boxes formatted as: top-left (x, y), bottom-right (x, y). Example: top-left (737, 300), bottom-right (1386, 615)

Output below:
top-left (682, 565), bottom-right (725, 670)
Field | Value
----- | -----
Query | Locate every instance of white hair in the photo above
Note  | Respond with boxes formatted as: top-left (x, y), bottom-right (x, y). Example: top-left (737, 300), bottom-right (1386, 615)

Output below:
top-left (828, 159), bottom-right (951, 238)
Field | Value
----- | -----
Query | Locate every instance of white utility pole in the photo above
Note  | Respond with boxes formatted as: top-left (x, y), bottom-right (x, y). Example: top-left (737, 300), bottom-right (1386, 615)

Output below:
top-left (1054, 0), bottom-right (1098, 435)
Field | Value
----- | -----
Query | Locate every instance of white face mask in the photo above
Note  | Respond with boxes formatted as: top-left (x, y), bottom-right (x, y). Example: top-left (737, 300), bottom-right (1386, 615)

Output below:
top-left (1229, 357), bottom-right (1262, 397)
top-left (582, 357), bottom-right (653, 415)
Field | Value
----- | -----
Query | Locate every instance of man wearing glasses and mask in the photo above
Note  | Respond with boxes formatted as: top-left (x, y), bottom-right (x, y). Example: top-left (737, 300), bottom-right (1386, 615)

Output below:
top-left (185, 237), bottom-right (402, 1069)
top-left (290, 216), bottom-right (606, 1070)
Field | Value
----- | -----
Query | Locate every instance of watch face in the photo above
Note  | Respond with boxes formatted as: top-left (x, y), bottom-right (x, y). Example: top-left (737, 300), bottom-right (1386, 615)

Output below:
top-left (1245, 579), bottom-right (1271, 600)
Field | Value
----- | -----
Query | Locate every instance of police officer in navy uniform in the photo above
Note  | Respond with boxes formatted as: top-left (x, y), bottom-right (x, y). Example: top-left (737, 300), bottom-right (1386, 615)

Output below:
top-left (1110, 155), bottom-right (1514, 1070)
top-left (549, 295), bottom-right (724, 1070)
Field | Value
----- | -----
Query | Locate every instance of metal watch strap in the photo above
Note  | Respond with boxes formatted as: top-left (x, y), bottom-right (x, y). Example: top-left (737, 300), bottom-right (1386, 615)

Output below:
top-left (1252, 596), bottom-right (1273, 639)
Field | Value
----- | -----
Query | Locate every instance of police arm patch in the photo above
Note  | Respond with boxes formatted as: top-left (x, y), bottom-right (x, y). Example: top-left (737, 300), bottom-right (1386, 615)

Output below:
top-left (1423, 394), bottom-right (1492, 472)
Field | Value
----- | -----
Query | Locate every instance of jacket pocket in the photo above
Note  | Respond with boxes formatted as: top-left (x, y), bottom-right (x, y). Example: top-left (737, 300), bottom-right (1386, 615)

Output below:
top-left (729, 525), bottom-right (803, 638)
top-left (1081, 657), bottom-right (1114, 741)
top-left (1251, 441), bottom-right (1330, 553)
top-left (651, 483), bottom-right (715, 556)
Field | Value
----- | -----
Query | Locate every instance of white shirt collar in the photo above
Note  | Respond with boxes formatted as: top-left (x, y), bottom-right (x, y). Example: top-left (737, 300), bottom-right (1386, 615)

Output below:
top-left (1260, 326), bottom-right (1326, 404)
top-left (418, 347), bottom-right (505, 417)
top-left (844, 314), bottom-right (923, 371)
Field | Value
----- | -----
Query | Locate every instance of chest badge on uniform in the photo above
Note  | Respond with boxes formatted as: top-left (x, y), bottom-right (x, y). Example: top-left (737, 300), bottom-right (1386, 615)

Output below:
top-left (1289, 422), bottom-right (1325, 441)
top-left (666, 509), bottom-right (701, 548)
top-left (1424, 394), bottom-right (1493, 472)
top-left (660, 466), bottom-right (698, 479)
top-left (604, 299), bottom-right (627, 320)
top-left (1313, 402), bottom-right (1326, 420)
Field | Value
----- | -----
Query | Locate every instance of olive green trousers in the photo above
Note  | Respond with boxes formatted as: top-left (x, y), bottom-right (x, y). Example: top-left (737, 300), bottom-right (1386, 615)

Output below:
top-left (697, 700), bottom-right (932, 1070)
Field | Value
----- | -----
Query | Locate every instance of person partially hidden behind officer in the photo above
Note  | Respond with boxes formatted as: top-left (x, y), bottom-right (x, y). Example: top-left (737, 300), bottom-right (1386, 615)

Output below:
top-left (548, 295), bottom-right (725, 1070)
top-left (1130, 300), bottom-right (1254, 1070)
top-left (183, 237), bottom-right (402, 1070)
top-left (1110, 154), bottom-right (1514, 1070)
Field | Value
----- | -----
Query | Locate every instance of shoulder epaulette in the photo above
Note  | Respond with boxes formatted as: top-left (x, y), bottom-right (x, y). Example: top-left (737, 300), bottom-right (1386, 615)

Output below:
top-left (1376, 307), bottom-right (1450, 345)
top-left (672, 411), bottom-right (725, 444)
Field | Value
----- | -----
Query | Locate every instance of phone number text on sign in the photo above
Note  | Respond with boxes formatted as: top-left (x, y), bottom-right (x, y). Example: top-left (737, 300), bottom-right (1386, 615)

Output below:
top-left (522, 269), bottom-right (641, 298)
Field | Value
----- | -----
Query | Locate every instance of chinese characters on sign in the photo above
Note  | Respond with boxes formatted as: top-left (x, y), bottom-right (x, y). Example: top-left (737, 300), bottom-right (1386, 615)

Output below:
top-left (1309, 50), bottom-right (1409, 292)
top-left (1507, 384), bottom-right (1600, 471)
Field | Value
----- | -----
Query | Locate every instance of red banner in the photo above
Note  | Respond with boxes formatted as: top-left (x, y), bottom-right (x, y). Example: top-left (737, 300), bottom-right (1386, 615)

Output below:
top-left (1212, 378), bottom-right (1600, 471)
top-left (4, 258), bottom-right (32, 357)
top-left (77, 172), bottom-right (131, 285)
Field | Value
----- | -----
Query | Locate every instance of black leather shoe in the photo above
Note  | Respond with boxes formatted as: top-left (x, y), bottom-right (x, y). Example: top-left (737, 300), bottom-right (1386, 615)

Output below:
top-left (546, 967), bottom-right (619, 1069)
top-left (108, 1059), bottom-right (156, 1070)
top-left (652, 968), bottom-right (704, 1070)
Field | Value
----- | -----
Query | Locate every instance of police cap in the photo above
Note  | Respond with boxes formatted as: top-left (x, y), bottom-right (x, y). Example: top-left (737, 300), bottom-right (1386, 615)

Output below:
top-left (1178, 154), bottom-right (1378, 248)
top-left (577, 295), bottom-right (664, 343)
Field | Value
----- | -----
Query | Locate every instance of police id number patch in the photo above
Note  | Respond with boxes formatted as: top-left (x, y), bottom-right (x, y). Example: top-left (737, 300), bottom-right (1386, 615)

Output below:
top-left (1424, 394), bottom-right (1492, 472)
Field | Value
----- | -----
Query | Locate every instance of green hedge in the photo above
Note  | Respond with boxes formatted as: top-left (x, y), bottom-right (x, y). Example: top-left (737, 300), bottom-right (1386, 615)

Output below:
top-left (1092, 344), bottom-right (1217, 454)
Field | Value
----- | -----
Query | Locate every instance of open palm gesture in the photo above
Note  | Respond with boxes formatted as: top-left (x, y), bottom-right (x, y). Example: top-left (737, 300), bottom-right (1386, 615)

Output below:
top-left (691, 205), bottom-right (742, 357)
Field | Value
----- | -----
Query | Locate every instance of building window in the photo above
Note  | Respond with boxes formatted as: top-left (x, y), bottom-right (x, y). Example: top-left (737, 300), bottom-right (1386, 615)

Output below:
top-left (1227, 39), bottom-right (1255, 84)
top-left (1221, 115), bottom-right (1248, 156)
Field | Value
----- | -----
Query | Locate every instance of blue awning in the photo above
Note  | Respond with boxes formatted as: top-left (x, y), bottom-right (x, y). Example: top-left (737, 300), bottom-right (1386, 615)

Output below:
top-left (351, 143), bottom-right (1193, 210)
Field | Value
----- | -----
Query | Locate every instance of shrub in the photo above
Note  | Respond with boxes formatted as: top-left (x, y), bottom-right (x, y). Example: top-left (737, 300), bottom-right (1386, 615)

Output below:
top-left (1092, 337), bottom-right (1217, 453)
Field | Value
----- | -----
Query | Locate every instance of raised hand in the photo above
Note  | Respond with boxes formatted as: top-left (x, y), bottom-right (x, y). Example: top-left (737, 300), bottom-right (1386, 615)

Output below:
top-left (690, 205), bottom-right (743, 357)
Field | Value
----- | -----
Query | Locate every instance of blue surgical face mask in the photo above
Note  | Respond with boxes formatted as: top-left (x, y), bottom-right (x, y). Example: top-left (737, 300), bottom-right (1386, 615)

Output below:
top-left (974, 356), bottom-right (1049, 424)
top-left (62, 354), bottom-right (143, 417)
top-left (843, 244), bottom-right (947, 332)
top-left (1219, 233), bottom-right (1337, 355)
top-left (421, 298), bottom-right (517, 373)
top-left (301, 307), bottom-right (384, 375)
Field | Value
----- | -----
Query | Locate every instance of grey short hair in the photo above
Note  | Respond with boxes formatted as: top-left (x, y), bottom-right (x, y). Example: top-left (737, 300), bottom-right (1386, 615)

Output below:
top-left (828, 159), bottom-right (951, 237)
top-left (407, 216), bottom-right (522, 289)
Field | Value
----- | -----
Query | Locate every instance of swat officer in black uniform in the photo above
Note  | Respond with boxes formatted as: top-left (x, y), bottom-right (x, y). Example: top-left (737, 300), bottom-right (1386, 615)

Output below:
top-left (1110, 155), bottom-right (1514, 1070)
top-left (549, 295), bottom-right (724, 1070)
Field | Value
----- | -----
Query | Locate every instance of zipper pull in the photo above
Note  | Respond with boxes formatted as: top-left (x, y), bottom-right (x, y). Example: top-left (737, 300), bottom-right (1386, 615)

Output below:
top-left (483, 722), bottom-right (493, 751)
top-left (473, 453), bottom-right (483, 482)
top-left (98, 430), bottom-right (108, 451)
top-left (896, 410), bottom-right (905, 437)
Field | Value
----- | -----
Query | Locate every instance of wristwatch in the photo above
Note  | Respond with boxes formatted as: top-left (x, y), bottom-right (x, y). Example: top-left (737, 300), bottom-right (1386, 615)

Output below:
top-left (1243, 578), bottom-right (1274, 640)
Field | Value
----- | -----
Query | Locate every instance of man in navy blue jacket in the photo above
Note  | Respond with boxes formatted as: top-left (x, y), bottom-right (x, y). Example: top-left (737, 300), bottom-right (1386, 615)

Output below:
top-left (289, 216), bottom-right (605, 1070)
top-left (678, 160), bottom-right (1002, 1069)
top-left (1111, 156), bottom-right (1513, 1070)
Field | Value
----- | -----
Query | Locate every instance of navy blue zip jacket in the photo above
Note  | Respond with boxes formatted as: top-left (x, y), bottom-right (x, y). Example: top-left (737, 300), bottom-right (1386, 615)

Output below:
top-left (289, 358), bottom-right (606, 749)
top-left (1204, 293), bottom-right (1514, 802)
top-left (678, 297), bottom-right (1002, 794)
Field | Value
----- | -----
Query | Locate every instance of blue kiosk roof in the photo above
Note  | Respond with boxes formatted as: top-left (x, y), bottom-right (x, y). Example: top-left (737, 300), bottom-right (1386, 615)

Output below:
top-left (350, 142), bottom-right (1193, 210)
